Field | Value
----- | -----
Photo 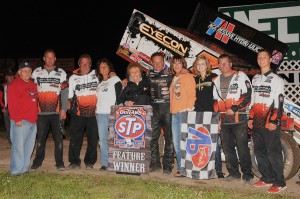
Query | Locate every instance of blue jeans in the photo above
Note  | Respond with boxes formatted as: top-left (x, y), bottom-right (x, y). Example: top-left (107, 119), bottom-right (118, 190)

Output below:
top-left (172, 112), bottom-right (182, 172)
top-left (96, 114), bottom-right (109, 167)
top-left (10, 120), bottom-right (37, 175)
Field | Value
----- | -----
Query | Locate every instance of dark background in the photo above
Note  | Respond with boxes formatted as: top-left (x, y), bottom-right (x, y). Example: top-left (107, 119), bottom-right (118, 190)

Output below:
top-left (0, 0), bottom-right (293, 79)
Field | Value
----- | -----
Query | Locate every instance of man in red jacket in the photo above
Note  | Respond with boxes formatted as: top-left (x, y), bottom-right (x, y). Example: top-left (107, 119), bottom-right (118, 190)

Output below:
top-left (7, 61), bottom-right (38, 176)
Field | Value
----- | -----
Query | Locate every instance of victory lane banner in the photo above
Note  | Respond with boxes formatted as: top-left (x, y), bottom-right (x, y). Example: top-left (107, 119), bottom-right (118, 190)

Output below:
top-left (108, 105), bottom-right (152, 174)
top-left (180, 111), bottom-right (220, 180)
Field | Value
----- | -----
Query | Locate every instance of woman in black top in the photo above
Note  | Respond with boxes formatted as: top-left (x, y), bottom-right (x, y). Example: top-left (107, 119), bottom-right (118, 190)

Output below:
top-left (117, 62), bottom-right (151, 106)
top-left (193, 56), bottom-right (218, 112)
top-left (193, 55), bottom-right (224, 178)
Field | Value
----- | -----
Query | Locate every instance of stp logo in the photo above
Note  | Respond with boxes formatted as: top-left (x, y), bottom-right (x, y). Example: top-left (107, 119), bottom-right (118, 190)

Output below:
top-left (115, 115), bottom-right (146, 139)
top-left (186, 127), bottom-right (212, 169)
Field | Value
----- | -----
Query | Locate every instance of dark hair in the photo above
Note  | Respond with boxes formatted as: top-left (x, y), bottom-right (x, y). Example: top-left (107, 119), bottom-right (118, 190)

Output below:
top-left (258, 49), bottom-right (271, 58)
top-left (218, 53), bottom-right (231, 63)
top-left (150, 52), bottom-right (165, 60)
top-left (169, 54), bottom-right (187, 75)
top-left (78, 54), bottom-right (92, 66)
top-left (96, 58), bottom-right (114, 82)
top-left (43, 49), bottom-right (56, 57)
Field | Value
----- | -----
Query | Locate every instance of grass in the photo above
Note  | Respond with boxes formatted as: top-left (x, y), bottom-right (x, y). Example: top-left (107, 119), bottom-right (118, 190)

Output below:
top-left (0, 170), bottom-right (288, 199)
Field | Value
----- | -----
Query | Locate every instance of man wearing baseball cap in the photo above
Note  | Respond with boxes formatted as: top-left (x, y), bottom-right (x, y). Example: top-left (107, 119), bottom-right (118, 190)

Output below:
top-left (7, 61), bottom-right (38, 176)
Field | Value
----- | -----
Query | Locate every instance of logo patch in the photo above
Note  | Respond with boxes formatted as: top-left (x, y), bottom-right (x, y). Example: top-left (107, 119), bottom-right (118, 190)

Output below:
top-left (114, 106), bottom-right (147, 149)
top-left (186, 127), bottom-right (212, 169)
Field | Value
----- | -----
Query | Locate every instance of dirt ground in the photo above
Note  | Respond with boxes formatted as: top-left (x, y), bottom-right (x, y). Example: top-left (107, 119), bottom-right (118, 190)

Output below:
top-left (1, 135), bottom-right (299, 198)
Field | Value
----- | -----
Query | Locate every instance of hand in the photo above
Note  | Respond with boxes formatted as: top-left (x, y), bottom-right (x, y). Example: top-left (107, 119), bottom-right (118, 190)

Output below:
top-left (248, 120), bottom-right (253, 129)
top-left (60, 110), bottom-right (67, 120)
top-left (268, 123), bottom-right (277, 131)
top-left (109, 72), bottom-right (116, 77)
top-left (225, 109), bottom-right (234, 115)
top-left (122, 78), bottom-right (128, 88)
top-left (126, 101), bottom-right (134, 106)
top-left (1, 108), bottom-right (7, 113)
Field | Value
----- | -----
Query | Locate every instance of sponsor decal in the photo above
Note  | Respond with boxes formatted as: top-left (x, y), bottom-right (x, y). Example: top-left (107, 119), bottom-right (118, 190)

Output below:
top-left (139, 22), bottom-right (190, 57)
top-left (186, 127), bottom-right (212, 169)
top-left (114, 106), bottom-right (146, 148)
top-left (206, 17), bottom-right (262, 53)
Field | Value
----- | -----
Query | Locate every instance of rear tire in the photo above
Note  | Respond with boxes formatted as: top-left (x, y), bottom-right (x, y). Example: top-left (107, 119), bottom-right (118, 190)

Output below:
top-left (250, 131), bottom-right (300, 180)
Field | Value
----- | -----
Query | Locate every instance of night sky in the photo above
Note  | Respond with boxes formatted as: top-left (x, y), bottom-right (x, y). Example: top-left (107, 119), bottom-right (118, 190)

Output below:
top-left (0, 0), bottom-right (293, 79)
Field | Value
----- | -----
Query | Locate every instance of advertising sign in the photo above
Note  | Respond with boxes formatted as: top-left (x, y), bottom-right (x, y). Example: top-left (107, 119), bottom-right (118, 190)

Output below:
top-left (108, 105), bottom-right (152, 174)
top-left (218, 1), bottom-right (300, 104)
top-left (116, 9), bottom-right (220, 71)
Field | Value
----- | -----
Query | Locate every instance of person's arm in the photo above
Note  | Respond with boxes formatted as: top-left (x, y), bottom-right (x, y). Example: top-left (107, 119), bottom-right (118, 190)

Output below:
top-left (268, 76), bottom-right (285, 130)
top-left (7, 83), bottom-right (21, 123)
top-left (231, 72), bottom-right (252, 113)
top-left (116, 86), bottom-right (127, 105)
top-left (185, 74), bottom-right (196, 110)
top-left (60, 81), bottom-right (69, 120)
top-left (114, 81), bottom-right (122, 99)
top-left (212, 77), bottom-right (220, 112)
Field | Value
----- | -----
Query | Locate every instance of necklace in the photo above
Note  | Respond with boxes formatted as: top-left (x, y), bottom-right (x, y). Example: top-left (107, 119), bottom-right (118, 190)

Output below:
top-left (198, 74), bottom-right (207, 90)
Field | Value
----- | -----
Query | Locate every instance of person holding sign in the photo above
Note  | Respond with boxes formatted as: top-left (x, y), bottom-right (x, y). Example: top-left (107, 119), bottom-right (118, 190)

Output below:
top-left (117, 62), bottom-right (151, 106)
top-left (193, 55), bottom-right (224, 178)
top-left (169, 55), bottom-right (196, 177)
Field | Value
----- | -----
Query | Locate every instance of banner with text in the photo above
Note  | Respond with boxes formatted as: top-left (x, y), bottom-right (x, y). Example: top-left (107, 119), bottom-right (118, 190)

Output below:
top-left (108, 105), bottom-right (152, 174)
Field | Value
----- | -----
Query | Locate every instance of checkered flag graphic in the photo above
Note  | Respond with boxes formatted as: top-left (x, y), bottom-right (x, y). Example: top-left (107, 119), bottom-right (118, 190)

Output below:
top-left (180, 111), bottom-right (220, 179)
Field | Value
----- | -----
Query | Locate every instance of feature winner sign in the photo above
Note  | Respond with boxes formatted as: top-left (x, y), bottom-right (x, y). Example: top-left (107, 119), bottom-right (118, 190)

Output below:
top-left (108, 105), bottom-right (152, 174)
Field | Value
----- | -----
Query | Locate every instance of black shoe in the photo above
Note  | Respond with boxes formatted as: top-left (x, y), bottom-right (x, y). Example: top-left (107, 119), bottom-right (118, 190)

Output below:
top-left (222, 175), bottom-right (240, 181)
top-left (217, 172), bottom-right (225, 178)
top-left (86, 164), bottom-right (93, 170)
top-left (149, 166), bottom-right (162, 172)
top-left (57, 166), bottom-right (66, 171)
top-left (100, 166), bottom-right (107, 171)
top-left (163, 169), bottom-right (172, 175)
top-left (30, 165), bottom-right (40, 172)
top-left (66, 164), bottom-right (81, 170)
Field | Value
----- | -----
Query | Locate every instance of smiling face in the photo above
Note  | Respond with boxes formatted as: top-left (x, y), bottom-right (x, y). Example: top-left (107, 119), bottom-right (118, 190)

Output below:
top-left (18, 67), bottom-right (32, 82)
top-left (195, 59), bottom-right (208, 75)
top-left (129, 66), bottom-right (141, 83)
top-left (99, 63), bottom-right (110, 78)
top-left (218, 57), bottom-right (233, 76)
top-left (44, 51), bottom-right (56, 71)
top-left (151, 55), bottom-right (164, 72)
top-left (79, 57), bottom-right (92, 75)
top-left (257, 51), bottom-right (272, 71)
top-left (172, 59), bottom-right (183, 75)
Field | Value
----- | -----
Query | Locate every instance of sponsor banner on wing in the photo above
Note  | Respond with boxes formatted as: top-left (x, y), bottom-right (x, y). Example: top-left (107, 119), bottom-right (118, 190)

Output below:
top-left (116, 9), bottom-right (219, 71)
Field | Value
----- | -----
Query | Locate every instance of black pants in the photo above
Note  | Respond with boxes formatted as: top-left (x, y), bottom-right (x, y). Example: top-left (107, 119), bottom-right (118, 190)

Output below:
top-left (68, 113), bottom-right (98, 166)
top-left (32, 114), bottom-right (64, 168)
top-left (150, 103), bottom-right (173, 170)
top-left (220, 122), bottom-right (253, 180)
top-left (252, 126), bottom-right (286, 186)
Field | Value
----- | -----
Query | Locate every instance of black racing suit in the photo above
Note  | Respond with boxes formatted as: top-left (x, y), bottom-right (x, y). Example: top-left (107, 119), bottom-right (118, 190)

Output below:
top-left (146, 67), bottom-right (174, 171)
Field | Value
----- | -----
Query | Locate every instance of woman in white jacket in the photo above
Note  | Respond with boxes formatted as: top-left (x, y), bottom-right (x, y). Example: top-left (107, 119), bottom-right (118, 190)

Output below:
top-left (95, 58), bottom-right (122, 171)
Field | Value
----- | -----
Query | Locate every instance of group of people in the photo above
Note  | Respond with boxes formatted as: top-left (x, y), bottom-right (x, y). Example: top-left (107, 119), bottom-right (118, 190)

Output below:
top-left (4, 48), bottom-right (286, 193)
